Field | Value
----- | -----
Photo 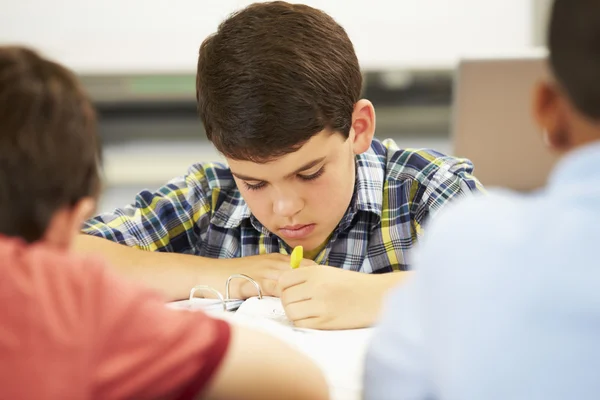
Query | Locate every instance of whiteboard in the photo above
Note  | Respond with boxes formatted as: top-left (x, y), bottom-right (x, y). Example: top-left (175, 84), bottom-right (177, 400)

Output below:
top-left (0, 0), bottom-right (533, 73)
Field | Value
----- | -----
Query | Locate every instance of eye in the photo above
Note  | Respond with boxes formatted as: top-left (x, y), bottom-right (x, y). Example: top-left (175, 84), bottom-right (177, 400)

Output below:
top-left (243, 181), bottom-right (267, 191)
top-left (298, 167), bottom-right (325, 182)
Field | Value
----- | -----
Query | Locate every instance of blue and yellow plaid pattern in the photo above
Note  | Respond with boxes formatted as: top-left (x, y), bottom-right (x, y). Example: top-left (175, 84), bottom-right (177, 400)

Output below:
top-left (83, 139), bottom-right (483, 272)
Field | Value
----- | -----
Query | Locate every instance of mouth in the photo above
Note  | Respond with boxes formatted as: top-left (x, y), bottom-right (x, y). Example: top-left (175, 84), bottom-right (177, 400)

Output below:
top-left (278, 224), bottom-right (316, 239)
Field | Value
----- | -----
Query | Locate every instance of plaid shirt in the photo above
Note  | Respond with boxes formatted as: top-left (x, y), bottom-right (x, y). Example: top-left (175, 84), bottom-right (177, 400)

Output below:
top-left (83, 138), bottom-right (483, 272)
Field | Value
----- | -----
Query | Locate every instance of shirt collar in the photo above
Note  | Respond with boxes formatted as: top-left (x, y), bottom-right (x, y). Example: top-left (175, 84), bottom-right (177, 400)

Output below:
top-left (354, 145), bottom-right (385, 217)
top-left (210, 192), bottom-right (252, 229)
top-left (210, 192), bottom-right (276, 236)
top-left (331, 145), bottom-right (385, 233)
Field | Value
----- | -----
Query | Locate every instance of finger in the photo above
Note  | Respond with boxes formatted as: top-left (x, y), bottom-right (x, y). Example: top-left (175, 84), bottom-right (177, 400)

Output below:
top-left (259, 279), bottom-right (280, 298)
top-left (271, 283), bottom-right (283, 298)
top-left (299, 258), bottom-right (317, 267)
top-left (280, 282), bottom-right (312, 306)
top-left (277, 268), bottom-right (309, 291)
top-left (238, 279), bottom-right (262, 299)
top-left (293, 317), bottom-right (322, 330)
top-left (284, 299), bottom-right (319, 322)
top-left (296, 316), bottom-right (348, 330)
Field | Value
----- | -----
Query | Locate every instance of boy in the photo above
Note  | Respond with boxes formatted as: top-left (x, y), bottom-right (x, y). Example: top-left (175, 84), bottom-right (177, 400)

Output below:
top-left (365, 0), bottom-right (600, 398)
top-left (0, 46), bottom-right (328, 400)
top-left (77, 2), bottom-right (483, 330)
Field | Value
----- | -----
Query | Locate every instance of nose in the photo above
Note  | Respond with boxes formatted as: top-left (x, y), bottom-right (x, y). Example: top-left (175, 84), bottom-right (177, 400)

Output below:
top-left (272, 190), bottom-right (304, 218)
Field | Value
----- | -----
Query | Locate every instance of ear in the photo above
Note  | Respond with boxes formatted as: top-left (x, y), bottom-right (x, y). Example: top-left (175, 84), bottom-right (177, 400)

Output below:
top-left (42, 197), bottom-right (97, 250)
top-left (350, 99), bottom-right (376, 155)
top-left (532, 80), bottom-right (570, 151)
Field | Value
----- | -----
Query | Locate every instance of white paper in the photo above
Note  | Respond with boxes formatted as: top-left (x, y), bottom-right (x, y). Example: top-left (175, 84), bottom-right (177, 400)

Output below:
top-left (210, 297), bottom-right (374, 400)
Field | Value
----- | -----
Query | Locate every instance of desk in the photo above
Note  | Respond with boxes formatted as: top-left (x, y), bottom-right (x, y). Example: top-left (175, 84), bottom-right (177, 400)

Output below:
top-left (208, 309), bottom-right (373, 400)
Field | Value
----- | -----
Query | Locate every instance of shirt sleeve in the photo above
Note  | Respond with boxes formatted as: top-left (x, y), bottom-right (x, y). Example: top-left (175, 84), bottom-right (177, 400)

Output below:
top-left (86, 259), bottom-right (231, 400)
top-left (411, 154), bottom-right (485, 234)
top-left (363, 279), bottom-right (434, 400)
top-left (82, 164), bottom-right (214, 253)
top-left (364, 196), bottom-right (485, 400)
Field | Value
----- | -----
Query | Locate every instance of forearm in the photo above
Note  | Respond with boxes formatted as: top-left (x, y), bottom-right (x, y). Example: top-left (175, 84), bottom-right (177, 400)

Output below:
top-left (376, 270), bottom-right (412, 292)
top-left (74, 235), bottom-right (231, 301)
top-left (203, 324), bottom-right (329, 400)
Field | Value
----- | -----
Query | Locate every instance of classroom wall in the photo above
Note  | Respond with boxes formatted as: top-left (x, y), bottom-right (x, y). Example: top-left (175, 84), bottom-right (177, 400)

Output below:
top-left (532, 0), bottom-right (553, 45)
top-left (1, 0), bottom-right (533, 72)
top-left (0, 0), bottom-right (544, 212)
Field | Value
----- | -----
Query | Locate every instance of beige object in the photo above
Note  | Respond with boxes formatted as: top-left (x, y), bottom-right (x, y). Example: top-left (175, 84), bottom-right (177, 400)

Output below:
top-left (452, 51), bottom-right (559, 191)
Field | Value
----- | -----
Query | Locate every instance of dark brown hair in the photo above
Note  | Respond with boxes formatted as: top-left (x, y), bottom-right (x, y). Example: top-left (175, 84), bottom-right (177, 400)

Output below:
top-left (0, 46), bottom-right (101, 242)
top-left (549, 0), bottom-right (600, 120)
top-left (196, 1), bottom-right (362, 162)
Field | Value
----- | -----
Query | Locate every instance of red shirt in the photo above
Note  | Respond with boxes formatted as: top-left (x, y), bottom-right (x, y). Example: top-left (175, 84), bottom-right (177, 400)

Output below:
top-left (0, 236), bottom-right (230, 400)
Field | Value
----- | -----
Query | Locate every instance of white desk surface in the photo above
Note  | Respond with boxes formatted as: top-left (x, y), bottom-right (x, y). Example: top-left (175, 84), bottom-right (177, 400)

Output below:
top-left (207, 308), bottom-right (374, 400)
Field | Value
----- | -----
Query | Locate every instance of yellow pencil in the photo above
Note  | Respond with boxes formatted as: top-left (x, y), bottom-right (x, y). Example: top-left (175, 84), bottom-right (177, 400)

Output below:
top-left (290, 246), bottom-right (303, 269)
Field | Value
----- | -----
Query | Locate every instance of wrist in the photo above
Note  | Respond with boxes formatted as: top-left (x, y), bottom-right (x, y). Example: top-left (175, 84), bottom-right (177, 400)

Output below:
top-left (207, 257), bottom-right (258, 299)
top-left (192, 257), bottom-right (236, 297)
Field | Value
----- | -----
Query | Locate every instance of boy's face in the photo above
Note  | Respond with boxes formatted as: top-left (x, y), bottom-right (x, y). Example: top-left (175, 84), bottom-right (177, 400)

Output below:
top-left (228, 130), bottom-right (360, 251)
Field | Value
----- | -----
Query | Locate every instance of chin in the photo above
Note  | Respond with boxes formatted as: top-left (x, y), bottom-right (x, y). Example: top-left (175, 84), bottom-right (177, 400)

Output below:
top-left (302, 235), bottom-right (329, 251)
top-left (280, 236), bottom-right (314, 250)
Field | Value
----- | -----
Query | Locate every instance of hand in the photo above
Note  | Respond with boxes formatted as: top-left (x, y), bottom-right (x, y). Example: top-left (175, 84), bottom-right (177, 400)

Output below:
top-left (278, 265), bottom-right (386, 330)
top-left (220, 253), bottom-right (314, 299)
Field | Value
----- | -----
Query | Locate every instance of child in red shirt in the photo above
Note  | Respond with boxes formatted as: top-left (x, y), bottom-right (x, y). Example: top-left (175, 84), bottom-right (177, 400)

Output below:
top-left (0, 46), bottom-right (328, 400)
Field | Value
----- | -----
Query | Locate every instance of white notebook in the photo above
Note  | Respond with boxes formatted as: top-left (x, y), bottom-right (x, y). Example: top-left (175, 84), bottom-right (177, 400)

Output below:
top-left (234, 296), bottom-right (294, 326)
top-left (206, 297), bottom-right (373, 400)
top-left (167, 298), bottom-right (244, 312)
top-left (165, 274), bottom-right (373, 400)
top-left (168, 296), bottom-right (293, 325)
top-left (167, 273), bottom-right (260, 313)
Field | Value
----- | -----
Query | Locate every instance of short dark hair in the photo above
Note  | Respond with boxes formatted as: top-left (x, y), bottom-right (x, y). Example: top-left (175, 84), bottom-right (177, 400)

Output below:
top-left (0, 46), bottom-right (101, 242)
top-left (548, 0), bottom-right (600, 120)
top-left (196, 1), bottom-right (362, 162)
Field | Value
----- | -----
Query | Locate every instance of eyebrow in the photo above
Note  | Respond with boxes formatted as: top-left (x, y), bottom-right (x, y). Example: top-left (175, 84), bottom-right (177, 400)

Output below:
top-left (231, 156), bottom-right (327, 182)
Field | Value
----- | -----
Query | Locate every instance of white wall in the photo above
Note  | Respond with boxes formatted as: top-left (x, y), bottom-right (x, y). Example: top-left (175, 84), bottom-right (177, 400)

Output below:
top-left (532, 0), bottom-right (553, 45)
top-left (1, 0), bottom-right (533, 73)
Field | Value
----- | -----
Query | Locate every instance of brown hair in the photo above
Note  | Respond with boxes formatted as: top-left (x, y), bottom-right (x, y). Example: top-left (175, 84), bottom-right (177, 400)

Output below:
top-left (549, 0), bottom-right (600, 120)
top-left (196, 1), bottom-right (362, 162)
top-left (0, 46), bottom-right (101, 242)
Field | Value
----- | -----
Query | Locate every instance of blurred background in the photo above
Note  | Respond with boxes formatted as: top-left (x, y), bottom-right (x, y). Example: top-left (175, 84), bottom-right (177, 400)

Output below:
top-left (0, 0), bottom-right (552, 212)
